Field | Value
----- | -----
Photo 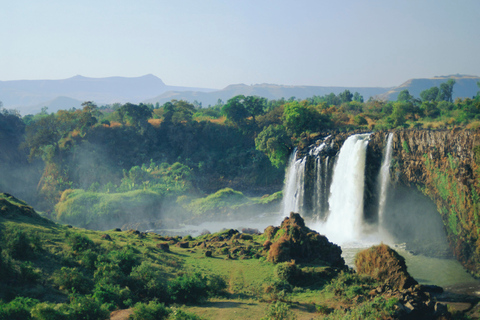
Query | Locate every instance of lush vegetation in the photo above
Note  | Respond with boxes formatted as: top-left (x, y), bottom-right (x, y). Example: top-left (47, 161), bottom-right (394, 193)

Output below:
top-left (1, 80), bottom-right (479, 228)
top-left (2, 194), bottom-right (459, 319)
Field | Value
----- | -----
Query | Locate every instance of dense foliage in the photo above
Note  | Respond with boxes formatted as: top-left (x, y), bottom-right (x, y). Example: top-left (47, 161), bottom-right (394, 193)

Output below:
top-left (0, 79), bottom-right (479, 230)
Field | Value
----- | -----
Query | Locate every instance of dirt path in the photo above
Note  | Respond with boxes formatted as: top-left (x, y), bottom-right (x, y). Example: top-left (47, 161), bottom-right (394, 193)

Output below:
top-left (109, 309), bottom-right (133, 320)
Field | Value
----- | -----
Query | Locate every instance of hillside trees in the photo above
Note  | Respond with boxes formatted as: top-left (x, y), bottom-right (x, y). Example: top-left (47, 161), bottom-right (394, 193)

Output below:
top-left (222, 95), bottom-right (267, 133)
top-left (255, 125), bottom-right (291, 168)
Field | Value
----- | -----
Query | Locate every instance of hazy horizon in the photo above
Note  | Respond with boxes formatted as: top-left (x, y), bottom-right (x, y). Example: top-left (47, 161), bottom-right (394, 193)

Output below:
top-left (2, 0), bottom-right (480, 89)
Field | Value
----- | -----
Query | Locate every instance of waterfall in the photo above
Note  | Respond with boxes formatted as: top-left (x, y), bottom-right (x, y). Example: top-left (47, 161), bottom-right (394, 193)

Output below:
top-left (281, 149), bottom-right (306, 216)
top-left (317, 133), bottom-right (371, 244)
top-left (378, 133), bottom-right (394, 226)
top-left (311, 140), bottom-right (331, 220)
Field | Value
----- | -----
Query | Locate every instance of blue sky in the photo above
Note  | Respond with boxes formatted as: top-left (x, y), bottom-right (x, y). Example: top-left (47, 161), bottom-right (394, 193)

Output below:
top-left (1, 0), bottom-right (479, 89)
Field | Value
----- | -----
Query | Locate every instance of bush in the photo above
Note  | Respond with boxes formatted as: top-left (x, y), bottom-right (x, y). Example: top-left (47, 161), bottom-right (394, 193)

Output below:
top-left (274, 261), bottom-right (299, 285)
top-left (205, 274), bottom-right (228, 297)
top-left (66, 294), bottom-right (109, 320)
top-left (92, 283), bottom-right (132, 310)
top-left (94, 262), bottom-right (126, 287)
top-left (130, 301), bottom-right (170, 320)
top-left (109, 247), bottom-right (138, 275)
top-left (5, 228), bottom-right (34, 260)
top-left (261, 301), bottom-right (296, 320)
top-left (52, 267), bottom-right (92, 294)
top-left (129, 262), bottom-right (167, 301)
top-left (30, 302), bottom-right (68, 320)
top-left (66, 232), bottom-right (95, 253)
top-left (168, 308), bottom-right (203, 320)
top-left (168, 273), bottom-right (208, 303)
top-left (0, 296), bottom-right (38, 320)
top-left (17, 261), bottom-right (40, 284)
top-left (322, 271), bottom-right (374, 300)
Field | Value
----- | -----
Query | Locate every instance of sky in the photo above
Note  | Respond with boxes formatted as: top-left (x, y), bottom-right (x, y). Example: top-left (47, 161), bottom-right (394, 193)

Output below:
top-left (1, 0), bottom-right (479, 89)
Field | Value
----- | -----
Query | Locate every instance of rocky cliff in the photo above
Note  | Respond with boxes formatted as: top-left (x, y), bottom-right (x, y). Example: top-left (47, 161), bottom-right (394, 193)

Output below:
top-left (299, 129), bottom-right (480, 277)
top-left (371, 129), bottom-right (480, 277)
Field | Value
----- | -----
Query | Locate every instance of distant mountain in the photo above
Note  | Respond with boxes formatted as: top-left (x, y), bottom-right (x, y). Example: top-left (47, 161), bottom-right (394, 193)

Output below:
top-left (2, 74), bottom-right (479, 115)
top-left (377, 75), bottom-right (480, 101)
top-left (0, 74), bottom-right (215, 114)
top-left (143, 83), bottom-right (392, 107)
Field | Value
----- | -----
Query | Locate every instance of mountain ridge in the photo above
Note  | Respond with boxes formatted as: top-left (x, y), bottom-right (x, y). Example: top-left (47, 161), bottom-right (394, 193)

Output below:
top-left (1, 74), bottom-right (479, 114)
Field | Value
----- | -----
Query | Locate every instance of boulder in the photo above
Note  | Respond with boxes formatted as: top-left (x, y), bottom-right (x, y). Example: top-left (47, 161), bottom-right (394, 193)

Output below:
top-left (266, 212), bottom-right (345, 267)
top-left (156, 243), bottom-right (170, 252)
top-left (355, 243), bottom-right (417, 290)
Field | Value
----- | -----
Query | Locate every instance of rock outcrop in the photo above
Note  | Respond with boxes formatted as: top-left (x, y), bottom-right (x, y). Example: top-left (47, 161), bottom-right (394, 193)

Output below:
top-left (371, 129), bottom-right (480, 277)
top-left (266, 212), bottom-right (345, 267)
top-left (355, 243), bottom-right (417, 290)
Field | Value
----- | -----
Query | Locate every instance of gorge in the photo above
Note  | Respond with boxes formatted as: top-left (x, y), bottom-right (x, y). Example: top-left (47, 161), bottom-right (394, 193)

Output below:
top-left (281, 129), bottom-right (480, 279)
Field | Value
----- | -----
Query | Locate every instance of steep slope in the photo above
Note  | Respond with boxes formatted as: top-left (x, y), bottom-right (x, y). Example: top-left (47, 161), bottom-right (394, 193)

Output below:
top-left (371, 129), bottom-right (480, 277)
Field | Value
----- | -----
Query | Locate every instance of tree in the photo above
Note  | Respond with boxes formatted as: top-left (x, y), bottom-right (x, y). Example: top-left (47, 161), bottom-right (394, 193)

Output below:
top-left (255, 124), bottom-right (291, 168)
top-left (437, 79), bottom-right (455, 103)
top-left (117, 103), bottom-right (152, 129)
top-left (420, 87), bottom-right (440, 102)
top-left (282, 101), bottom-right (330, 136)
top-left (222, 95), bottom-right (267, 132)
top-left (25, 114), bottom-right (62, 161)
top-left (353, 92), bottom-right (364, 103)
top-left (387, 102), bottom-right (408, 128)
top-left (397, 89), bottom-right (414, 103)
top-left (338, 90), bottom-right (353, 103)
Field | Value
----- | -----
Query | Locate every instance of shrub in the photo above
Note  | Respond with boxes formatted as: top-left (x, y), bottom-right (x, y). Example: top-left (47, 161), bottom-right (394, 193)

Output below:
top-left (109, 247), bottom-right (139, 275)
top-left (66, 232), bottom-right (95, 253)
top-left (130, 301), bottom-right (170, 320)
top-left (263, 280), bottom-right (293, 302)
top-left (129, 262), bottom-right (167, 301)
top-left (261, 301), bottom-right (296, 320)
top-left (66, 294), bottom-right (109, 320)
top-left (322, 271), bottom-right (374, 300)
top-left (30, 302), bottom-right (68, 320)
top-left (17, 261), bottom-right (40, 284)
top-left (0, 296), bottom-right (38, 320)
top-left (52, 267), bottom-right (93, 294)
top-left (168, 308), bottom-right (203, 320)
top-left (274, 261), bottom-right (299, 285)
top-left (92, 283), bottom-right (132, 310)
top-left (168, 273), bottom-right (208, 303)
top-left (5, 228), bottom-right (34, 260)
top-left (94, 262), bottom-right (126, 287)
top-left (205, 274), bottom-right (228, 297)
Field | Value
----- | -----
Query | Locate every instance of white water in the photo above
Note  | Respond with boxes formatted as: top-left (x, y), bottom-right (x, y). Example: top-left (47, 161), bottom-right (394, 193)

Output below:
top-left (378, 132), bottom-right (394, 227)
top-left (281, 149), bottom-right (306, 217)
top-left (315, 133), bottom-right (372, 244)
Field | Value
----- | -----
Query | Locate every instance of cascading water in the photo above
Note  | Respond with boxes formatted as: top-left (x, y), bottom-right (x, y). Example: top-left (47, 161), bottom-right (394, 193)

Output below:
top-left (316, 133), bottom-right (371, 245)
top-left (281, 149), bottom-right (306, 216)
top-left (279, 132), bottom-right (478, 286)
top-left (377, 133), bottom-right (394, 227)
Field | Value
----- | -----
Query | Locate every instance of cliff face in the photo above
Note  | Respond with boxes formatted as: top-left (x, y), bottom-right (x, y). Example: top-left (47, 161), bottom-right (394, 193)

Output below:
top-left (299, 129), bottom-right (480, 276)
top-left (383, 129), bottom-right (480, 276)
